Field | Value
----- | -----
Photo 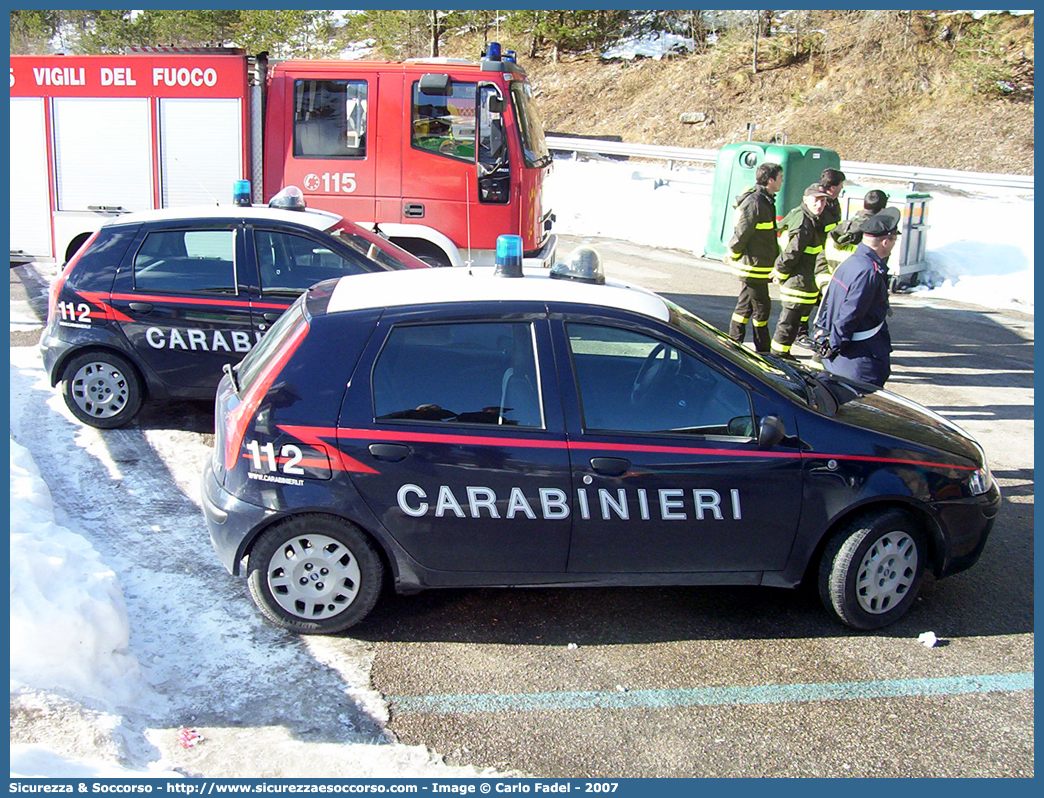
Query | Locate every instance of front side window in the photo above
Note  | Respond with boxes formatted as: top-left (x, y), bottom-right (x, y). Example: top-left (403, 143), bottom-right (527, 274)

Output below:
top-left (373, 322), bottom-right (542, 428)
top-left (411, 81), bottom-right (477, 162)
top-left (133, 229), bottom-right (235, 293)
top-left (567, 323), bottom-right (753, 437)
top-left (254, 229), bottom-right (369, 295)
top-left (293, 79), bottom-right (367, 158)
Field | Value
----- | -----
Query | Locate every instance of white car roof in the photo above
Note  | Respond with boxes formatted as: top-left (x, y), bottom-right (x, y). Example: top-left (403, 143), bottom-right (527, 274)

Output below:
top-left (325, 267), bottom-right (672, 322)
top-left (102, 204), bottom-right (342, 232)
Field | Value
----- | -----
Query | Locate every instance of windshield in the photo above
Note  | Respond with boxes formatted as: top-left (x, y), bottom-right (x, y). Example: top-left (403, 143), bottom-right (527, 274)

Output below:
top-left (509, 80), bottom-right (551, 168)
top-left (663, 299), bottom-right (813, 406)
top-left (327, 220), bottom-right (427, 271)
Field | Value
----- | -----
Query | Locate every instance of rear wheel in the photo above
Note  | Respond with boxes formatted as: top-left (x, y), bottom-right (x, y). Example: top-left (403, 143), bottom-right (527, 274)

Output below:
top-left (818, 509), bottom-right (927, 629)
top-left (247, 514), bottom-right (384, 635)
top-left (61, 351), bottom-right (142, 428)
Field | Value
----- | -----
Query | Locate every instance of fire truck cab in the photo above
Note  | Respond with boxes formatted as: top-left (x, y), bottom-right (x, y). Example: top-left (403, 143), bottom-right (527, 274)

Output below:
top-left (265, 45), bottom-right (557, 268)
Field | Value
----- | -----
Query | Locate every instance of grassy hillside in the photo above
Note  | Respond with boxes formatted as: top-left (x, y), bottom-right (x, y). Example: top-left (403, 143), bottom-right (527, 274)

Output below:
top-left (450, 11), bottom-right (1034, 175)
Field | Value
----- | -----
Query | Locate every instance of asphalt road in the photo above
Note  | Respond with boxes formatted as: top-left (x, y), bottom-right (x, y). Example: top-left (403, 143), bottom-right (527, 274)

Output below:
top-left (10, 240), bottom-right (1034, 778)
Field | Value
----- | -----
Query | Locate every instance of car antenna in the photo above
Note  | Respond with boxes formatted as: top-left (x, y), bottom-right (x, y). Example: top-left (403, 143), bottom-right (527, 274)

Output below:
top-left (172, 155), bottom-right (221, 205)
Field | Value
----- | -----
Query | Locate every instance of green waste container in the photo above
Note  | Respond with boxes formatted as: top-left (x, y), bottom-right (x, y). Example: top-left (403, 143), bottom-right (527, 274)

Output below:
top-left (704, 143), bottom-right (841, 260)
top-left (841, 188), bottom-right (932, 287)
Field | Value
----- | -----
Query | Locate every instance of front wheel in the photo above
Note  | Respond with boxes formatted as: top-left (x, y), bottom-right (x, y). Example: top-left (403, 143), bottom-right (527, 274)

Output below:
top-left (818, 509), bottom-right (927, 629)
top-left (247, 514), bottom-right (384, 635)
top-left (61, 351), bottom-right (143, 428)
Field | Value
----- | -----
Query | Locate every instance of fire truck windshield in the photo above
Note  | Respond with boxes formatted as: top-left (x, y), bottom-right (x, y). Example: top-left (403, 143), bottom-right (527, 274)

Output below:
top-left (510, 81), bottom-right (552, 169)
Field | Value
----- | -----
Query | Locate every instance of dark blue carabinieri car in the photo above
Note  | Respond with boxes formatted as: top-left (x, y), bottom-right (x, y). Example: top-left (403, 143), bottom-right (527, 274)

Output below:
top-left (200, 246), bottom-right (1000, 633)
top-left (39, 192), bottom-right (426, 428)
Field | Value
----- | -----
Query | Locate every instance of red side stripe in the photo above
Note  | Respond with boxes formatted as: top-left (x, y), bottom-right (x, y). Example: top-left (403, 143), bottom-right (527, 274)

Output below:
top-left (272, 426), bottom-right (974, 474)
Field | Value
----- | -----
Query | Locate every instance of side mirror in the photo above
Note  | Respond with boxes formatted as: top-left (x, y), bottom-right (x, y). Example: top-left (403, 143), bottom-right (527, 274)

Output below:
top-left (757, 415), bottom-right (786, 449)
top-left (488, 96), bottom-right (507, 114)
top-left (419, 73), bottom-right (452, 96)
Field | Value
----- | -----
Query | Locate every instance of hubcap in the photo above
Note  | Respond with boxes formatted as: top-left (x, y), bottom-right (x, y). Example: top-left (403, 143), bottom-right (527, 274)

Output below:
top-left (267, 533), bottom-right (360, 620)
top-left (70, 361), bottom-right (130, 419)
top-left (855, 532), bottom-right (918, 614)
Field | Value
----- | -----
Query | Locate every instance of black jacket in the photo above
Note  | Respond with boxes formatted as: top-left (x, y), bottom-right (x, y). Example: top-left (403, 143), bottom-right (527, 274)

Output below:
top-left (774, 205), bottom-right (829, 303)
top-left (726, 186), bottom-right (779, 281)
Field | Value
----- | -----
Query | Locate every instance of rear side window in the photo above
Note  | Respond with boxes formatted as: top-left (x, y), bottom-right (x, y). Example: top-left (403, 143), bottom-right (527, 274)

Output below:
top-left (133, 229), bottom-right (235, 293)
top-left (254, 229), bottom-right (370, 294)
top-left (66, 226), bottom-right (138, 292)
top-left (411, 81), bottom-right (476, 162)
top-left (293, 79), bottom-right (367, 158)
top-left (373, 322), bottom-right (542, 428)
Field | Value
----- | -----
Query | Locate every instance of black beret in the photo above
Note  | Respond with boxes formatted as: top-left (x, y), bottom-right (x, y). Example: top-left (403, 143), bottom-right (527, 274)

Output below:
top-left (861, 207), bottom-right (901, 237)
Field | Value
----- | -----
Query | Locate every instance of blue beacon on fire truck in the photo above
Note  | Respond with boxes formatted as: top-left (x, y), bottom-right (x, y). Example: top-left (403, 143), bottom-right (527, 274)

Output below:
top-left (199, 234), bottom-right (1000, 636)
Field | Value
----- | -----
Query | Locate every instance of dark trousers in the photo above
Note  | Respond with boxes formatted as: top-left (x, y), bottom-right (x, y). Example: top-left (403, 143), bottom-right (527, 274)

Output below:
top-left (729, 281), bottom-right (771, 353)
top-left (771, 303), bottom-right (813, 355)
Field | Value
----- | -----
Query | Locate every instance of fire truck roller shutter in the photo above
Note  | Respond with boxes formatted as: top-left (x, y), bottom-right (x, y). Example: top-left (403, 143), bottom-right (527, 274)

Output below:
top-left (159, 98), bottom-right (243, 207)
top-left (53, 98), bottom-right (153, 212)
top-left (10, 97), bottom-right (52, 258)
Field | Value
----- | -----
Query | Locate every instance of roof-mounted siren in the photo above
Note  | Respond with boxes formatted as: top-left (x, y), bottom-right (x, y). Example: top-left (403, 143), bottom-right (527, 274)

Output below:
top-left (269, 185), bottom-right (307, 211)
top-left (549, 245), bottom-right (606, 285)
top-left (485, 42), bottom-right (502, 61)
top-left (504, 50), bottom-right (517, 64)
top-left (494, 234), bottom-right (524, 278)
top-left (233, 180), bottom-right (251, 207)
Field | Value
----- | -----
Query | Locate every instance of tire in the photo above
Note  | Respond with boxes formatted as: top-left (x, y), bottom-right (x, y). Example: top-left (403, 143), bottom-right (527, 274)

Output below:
top-left (60, 351), bottom-right (143, 429)
top-left (818, 509), bottom-right (927, 630)
top-left (247, 514), bottom-right (384, 635)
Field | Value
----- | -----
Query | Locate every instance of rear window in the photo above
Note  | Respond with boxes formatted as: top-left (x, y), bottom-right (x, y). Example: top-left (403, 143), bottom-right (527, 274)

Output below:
top-left (236, 299), bottom-right (307, 392)
top-left (66, 226), bottom-right (138, 292)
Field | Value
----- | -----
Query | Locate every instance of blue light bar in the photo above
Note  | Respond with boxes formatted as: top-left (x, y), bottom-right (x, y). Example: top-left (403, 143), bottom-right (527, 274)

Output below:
top-left (494, 234), bottom-right (523, 278)
top-left (233, 180), bottom-right (251, 206)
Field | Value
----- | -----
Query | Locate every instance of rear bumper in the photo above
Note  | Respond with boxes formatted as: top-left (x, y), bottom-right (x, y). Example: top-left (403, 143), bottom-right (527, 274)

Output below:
top-left (201, 456), bottom-right (275, 575)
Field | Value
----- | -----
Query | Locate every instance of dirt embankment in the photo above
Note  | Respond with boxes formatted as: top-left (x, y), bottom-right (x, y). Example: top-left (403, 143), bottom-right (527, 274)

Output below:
top-left (514, 12), bottom-right (1034, 175)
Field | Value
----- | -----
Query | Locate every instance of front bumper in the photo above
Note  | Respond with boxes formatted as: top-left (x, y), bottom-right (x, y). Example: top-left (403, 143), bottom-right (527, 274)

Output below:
top-left (201, 457), bottom-right (276, 575)
top-left (934, 481), bottom-right (1002, 578)
top-left (524, 233), bottom-right (558, 269)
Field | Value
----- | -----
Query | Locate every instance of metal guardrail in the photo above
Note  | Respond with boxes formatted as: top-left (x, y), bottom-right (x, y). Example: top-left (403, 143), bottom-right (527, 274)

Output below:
top-left (546, 135), bottom-right (1035, 193)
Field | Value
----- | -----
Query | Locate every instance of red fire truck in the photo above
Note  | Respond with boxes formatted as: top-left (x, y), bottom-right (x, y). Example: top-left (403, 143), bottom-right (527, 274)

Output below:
top-left (9, 45), bottom-right (557, 269)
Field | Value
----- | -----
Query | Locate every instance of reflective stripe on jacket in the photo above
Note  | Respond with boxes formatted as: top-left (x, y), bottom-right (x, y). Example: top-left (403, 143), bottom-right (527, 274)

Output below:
top-left (726, 186), bottom-right (779, 281)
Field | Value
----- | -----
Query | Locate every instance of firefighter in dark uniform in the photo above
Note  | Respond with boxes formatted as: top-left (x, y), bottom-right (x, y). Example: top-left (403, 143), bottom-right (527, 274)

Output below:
top-left (805, 168), bottom-right (847, 335)
top-left (817, 207), bottom-right (901, 387)
top-left (770, 185), bottom-right (830, 359)
top-left (829, 189), bottom-right (889, 270)
top-left (725, 163), bottom-right (782, 353)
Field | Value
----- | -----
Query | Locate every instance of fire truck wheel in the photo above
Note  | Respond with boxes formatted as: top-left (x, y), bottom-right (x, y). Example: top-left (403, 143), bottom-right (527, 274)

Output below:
top-left (247, 514), bottom-right (385, 635)
top-left (61, 351), bottom-right (143, 429)
top-left (818, 509), bottom-right (927, 630)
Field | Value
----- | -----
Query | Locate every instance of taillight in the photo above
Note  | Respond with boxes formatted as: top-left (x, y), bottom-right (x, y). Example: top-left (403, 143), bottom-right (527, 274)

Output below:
top-left (48, 231), bottom-right (99, 323)
top-left (223, 319), bottom-right (309, 471)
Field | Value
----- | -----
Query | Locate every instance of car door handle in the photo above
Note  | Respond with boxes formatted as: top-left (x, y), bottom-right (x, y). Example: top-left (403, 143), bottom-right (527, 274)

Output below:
top-left (262, 312), bottom-right (282, 322)
top-left (590, 457), bottom-right (631, 476)
top-left (128, 302), bottom-right (153, 313)
top-left (368, 443), bottom-right (411, 462)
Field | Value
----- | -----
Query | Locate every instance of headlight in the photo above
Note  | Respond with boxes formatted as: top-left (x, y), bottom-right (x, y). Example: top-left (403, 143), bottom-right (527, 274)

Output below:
top-left (968, 466), bottom-right (993, 496)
